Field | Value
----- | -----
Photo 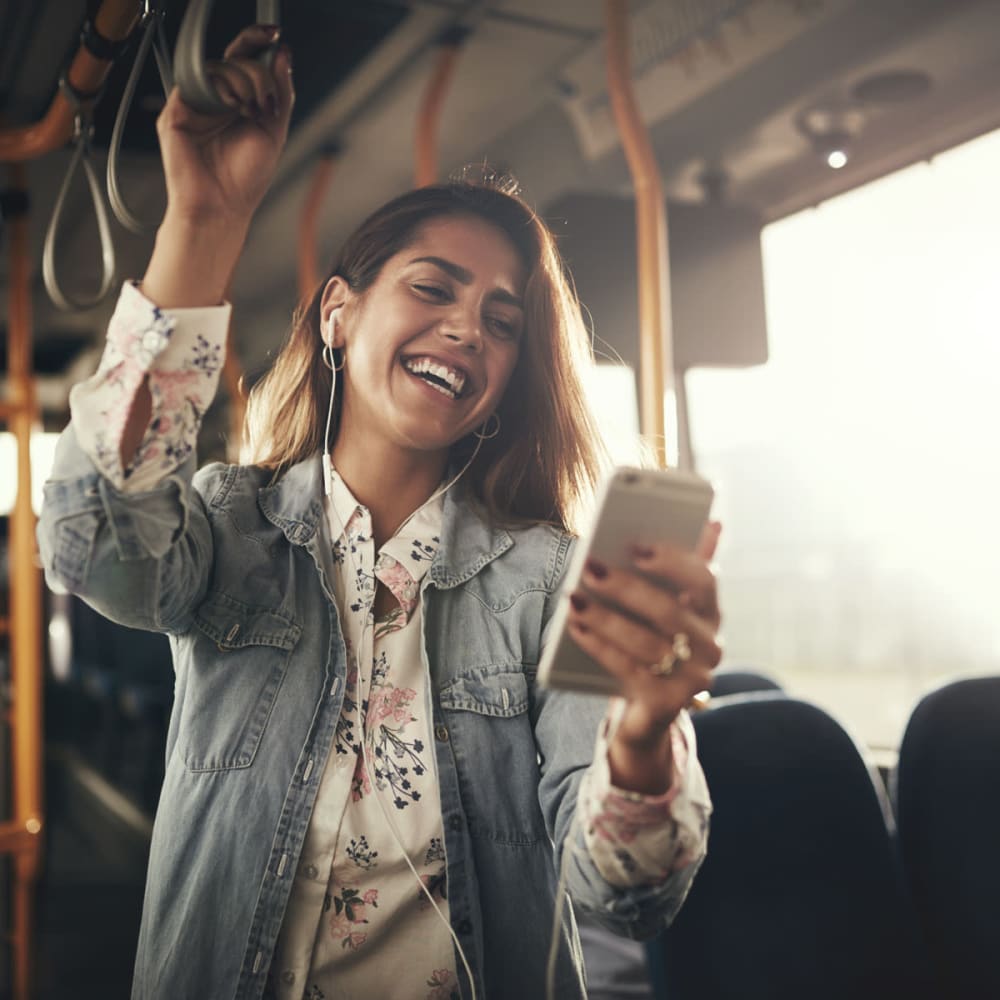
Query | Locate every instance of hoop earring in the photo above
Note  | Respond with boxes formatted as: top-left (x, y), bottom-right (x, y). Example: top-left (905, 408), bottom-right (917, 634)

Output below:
top-left (322, 343), bottom-right (346, 372)
top-left (473, 412), bottom-right (501, 440)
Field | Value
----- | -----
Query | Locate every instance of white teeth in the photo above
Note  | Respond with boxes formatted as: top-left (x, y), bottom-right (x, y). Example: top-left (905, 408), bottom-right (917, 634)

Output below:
top-left (403, 357), bottom-right (467, 398)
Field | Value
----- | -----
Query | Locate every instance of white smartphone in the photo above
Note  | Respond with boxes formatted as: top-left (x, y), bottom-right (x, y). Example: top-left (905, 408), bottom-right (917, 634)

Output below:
top-left (537, 466), bottom-right (715, 696)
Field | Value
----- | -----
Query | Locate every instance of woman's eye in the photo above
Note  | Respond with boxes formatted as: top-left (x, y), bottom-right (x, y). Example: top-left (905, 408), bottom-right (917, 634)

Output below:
top-left (488, 316), bottom-right (519, 339)
top-left (413, 283), bottom-right (448, 300)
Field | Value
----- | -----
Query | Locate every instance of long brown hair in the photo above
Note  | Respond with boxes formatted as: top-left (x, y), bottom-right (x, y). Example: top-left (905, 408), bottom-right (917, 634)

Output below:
top-left (242, 175), bottom-right (606, 532)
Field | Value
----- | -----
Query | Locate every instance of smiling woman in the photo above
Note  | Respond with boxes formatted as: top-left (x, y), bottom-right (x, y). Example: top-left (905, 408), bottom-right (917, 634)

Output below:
top-left (35, 23), bottom-right (724, 1000)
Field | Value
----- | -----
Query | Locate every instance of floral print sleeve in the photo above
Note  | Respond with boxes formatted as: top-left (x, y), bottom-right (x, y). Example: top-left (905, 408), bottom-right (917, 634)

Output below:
top-left (579, 701), bottom-right (712, 888)
top-left (68, 281), bottom-right (231, 493)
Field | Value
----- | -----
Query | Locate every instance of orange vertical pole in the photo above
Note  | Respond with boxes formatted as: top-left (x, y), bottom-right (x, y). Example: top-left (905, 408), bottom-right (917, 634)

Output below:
top-left (297, 151), bottom-right (339, 302)
top-left (414, 28), bottom-right (468, 188)
top-left (4, 164), bottom-right (44, 1000)
top-left (604, 0), bottom-right (672, 468)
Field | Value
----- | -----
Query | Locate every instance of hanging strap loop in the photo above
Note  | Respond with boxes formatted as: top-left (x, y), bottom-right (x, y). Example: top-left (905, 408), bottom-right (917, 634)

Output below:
top-left (173, 0), bottom-right (281, 116)
top-left (42, 77), bottom-right (116, 311)
top-left (107, 3), bottom-right (173, 234)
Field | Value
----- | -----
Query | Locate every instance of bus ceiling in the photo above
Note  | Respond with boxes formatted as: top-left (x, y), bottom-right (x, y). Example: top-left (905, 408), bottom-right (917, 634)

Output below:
top-left (1, 0), bottom-right (999, 392)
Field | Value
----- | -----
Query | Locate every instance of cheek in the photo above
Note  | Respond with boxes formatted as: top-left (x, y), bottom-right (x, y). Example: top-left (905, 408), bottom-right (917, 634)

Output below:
top-left (492, 345), bottom-right (521, 396)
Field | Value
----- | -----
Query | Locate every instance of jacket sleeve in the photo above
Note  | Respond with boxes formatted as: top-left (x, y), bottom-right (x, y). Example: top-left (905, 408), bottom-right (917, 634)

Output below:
top-left (37, 423), bottom-right (218, 635)
top-left (531, 535), bottom-right (709, 940)
top-left (70, 280), bottom-right (230, 492)
top-left (37, 283), bottom-right (234, 633)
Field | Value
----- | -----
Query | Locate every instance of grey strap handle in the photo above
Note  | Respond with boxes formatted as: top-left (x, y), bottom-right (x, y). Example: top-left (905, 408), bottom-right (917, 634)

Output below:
top-left (174, 0), bottom-right (281, 115)
top-left (43, 85), bottom-right (116, 311)
top-left (107, 7), bottom-right (173, 234)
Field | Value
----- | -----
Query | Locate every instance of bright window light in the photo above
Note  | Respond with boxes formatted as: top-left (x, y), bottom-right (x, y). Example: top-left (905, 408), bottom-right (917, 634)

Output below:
top-left (583, 363), bottom-right (645, 466)
top-left (0, 432), bottom-right (61, 516)
top-left (686, 126), bottom-right (1000, 755)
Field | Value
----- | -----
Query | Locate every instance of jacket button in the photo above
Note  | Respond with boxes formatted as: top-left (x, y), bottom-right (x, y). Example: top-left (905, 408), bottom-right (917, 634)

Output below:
top-left (449, 815), bottom-right (462, 832)
top-left (304, 865), bottom-right (318, 880)
top-left (457, 918), bottom-right (472, 935)
top-left (434, 725), bottom-right (449, 742)
top-left (281, 970), bottom-right (295, 984)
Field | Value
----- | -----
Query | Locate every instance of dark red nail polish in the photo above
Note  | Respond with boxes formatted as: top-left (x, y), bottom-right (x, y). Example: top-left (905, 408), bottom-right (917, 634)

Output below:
top-left (570, 592), bottom-right (588, 612)
top-left (585, 559), bottom-right (608, 580)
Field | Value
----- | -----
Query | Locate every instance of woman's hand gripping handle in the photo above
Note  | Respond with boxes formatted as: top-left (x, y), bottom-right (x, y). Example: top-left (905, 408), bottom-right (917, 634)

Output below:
top-left (142, 24), bottom-right (295, 309)
top-left (566, 520), bottom-right (724, 795)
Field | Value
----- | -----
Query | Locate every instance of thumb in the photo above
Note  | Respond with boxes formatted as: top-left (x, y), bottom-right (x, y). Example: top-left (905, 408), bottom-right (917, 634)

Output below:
top-left (695, 520), bottom-right (722, 562)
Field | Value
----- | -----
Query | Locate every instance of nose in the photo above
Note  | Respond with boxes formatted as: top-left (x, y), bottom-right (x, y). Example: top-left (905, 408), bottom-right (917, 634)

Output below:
top-left (437, 306), bottom-right (483, 352)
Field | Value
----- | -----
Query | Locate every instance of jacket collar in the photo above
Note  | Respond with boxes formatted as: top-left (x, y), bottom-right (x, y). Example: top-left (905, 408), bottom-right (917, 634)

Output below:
top-left (257, 453), bottom-right (512, 586)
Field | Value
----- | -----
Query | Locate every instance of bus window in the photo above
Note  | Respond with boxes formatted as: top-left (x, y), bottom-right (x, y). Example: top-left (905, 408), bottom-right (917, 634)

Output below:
top-left (686, 126), bottom-right (1000, 763)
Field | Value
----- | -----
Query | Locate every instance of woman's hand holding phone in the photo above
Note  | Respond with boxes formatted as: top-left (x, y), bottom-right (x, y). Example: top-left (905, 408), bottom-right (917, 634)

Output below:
top-left (566, 519), bottom-right (723, 795)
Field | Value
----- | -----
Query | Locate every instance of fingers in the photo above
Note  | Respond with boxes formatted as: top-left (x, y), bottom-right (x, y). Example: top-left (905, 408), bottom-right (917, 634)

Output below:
top-left (206, 57), bottom-right (276, 120)
top-left (584, 546), bottom-right (720, 629)
top-left (568, 589), bottom-right (722, 674)
top-left (204, 25), bottom-right (293, 123)
top-left (696, 519), bottom-right (723, 562)
top-left (566, 615), bottom-right (715, 702)
top-left (223, 23), bottom-right (280, 61)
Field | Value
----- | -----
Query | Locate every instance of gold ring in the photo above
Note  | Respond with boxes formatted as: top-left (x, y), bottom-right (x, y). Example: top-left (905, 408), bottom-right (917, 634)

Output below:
top-left (649, 632), bottom-right (693, 676)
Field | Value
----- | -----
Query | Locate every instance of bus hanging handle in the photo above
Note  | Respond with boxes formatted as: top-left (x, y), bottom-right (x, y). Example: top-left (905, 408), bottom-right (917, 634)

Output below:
top-left (174, 0), bottom-right (281, 116)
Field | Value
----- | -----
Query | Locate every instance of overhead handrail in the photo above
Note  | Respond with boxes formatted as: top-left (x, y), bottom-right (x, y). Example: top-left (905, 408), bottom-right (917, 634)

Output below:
top-left (603, 0), bottom-right (673, 469)
top-left (0, 0), bottom-right (138, 162)
top-left (41, 80), bottom-right (117, 311)
top-left (173, 0), bottom-right (281, 116)
top-left (107, 1), bottom-right (174, 234)
top-left (414, 26), bottom-right (470, 187)
top-left (297, 147), bottom-right (339, 302)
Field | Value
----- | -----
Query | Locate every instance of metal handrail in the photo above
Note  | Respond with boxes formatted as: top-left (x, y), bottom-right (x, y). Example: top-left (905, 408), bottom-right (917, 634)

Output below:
top-left (297, 149), bottom-right (339, 302)
top-left (603, 0), bottom-right (673, 469)
top-left (0, 0), bottom-right (138, 161)
top-left (173, 0), bottom-right (281, 115)
top-left (2, 162), bottom-right (45, 1000)
top-left (107, 3), bottom-right (174, 234)
top-left (414, 26), bottom-right (469, 187)
top-left (41, 85), bottom-right (117, 311)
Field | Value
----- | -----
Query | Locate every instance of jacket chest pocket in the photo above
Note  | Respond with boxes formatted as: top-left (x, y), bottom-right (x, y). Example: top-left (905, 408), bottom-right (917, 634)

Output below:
top-left (179, 592), bottom-right (302, 772)
top-left (438, 670), bottom-right (546, 845)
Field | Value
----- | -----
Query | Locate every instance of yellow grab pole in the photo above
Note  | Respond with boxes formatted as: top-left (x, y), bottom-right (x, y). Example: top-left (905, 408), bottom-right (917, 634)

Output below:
top-left (298, 152), bottom-right (338, 302)
top-left (414, 29), bottom-right (467, 187)
top-left (604, 0), bottom-right (672, 468)
top-left (5, 163), bottom-right (44, 1000)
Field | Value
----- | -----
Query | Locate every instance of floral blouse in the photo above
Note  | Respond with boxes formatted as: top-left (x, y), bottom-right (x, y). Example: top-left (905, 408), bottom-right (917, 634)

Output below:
top-left (71, 283), bottom-right (713, 999)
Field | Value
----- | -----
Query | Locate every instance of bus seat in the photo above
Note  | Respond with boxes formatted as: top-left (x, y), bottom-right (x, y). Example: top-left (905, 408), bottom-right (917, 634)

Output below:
top-left (657, 693), bottom-right (931, 1000)
top-left (892, 675), bottom-right (1000, 999)
top-left (709, 668), bottom-right (784, 698)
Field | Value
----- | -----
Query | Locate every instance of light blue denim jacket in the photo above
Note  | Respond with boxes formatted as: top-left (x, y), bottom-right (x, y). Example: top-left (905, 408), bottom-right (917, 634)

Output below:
top-left (38, 426), bottom-right (702, 1000)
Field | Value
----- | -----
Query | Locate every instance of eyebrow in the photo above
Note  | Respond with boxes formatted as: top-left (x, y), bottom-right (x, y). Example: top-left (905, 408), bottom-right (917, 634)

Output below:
top-left (409, 255), bottom-right (524, 309)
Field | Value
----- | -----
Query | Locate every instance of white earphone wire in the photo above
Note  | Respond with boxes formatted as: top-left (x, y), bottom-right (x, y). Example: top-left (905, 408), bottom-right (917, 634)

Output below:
top-left (320, 357), bottom-right (486, 995)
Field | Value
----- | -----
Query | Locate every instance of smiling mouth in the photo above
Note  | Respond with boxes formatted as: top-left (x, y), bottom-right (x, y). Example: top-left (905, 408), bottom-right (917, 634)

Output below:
top-left (402, 357), bottom-right (468, 400)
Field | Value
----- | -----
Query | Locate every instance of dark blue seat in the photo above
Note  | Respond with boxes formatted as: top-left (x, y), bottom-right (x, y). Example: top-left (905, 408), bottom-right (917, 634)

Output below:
top-left (710, 667), bottom-right (784, 698)
top-left (893, 676), bottom-right (1000, 998)
top-left (658, 693), bottom-right (930, 1000)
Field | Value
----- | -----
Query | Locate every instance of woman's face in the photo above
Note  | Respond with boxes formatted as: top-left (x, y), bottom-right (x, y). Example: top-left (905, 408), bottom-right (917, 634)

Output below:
top-left (323, 214), bottom-right (527, 463)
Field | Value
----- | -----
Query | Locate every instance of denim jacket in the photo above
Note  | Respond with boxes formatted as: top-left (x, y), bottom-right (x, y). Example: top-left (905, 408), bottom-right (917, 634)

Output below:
top-left (38, 426), bottom-right (703, 1000)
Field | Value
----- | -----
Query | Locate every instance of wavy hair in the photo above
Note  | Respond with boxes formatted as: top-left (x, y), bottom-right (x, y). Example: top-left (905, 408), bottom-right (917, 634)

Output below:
top-left (242, 174), bottom-right (607, 532)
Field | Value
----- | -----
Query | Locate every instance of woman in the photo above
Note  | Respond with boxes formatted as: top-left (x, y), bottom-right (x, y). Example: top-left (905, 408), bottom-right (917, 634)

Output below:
top-left (38, 25), bottom-right (720, 1000)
